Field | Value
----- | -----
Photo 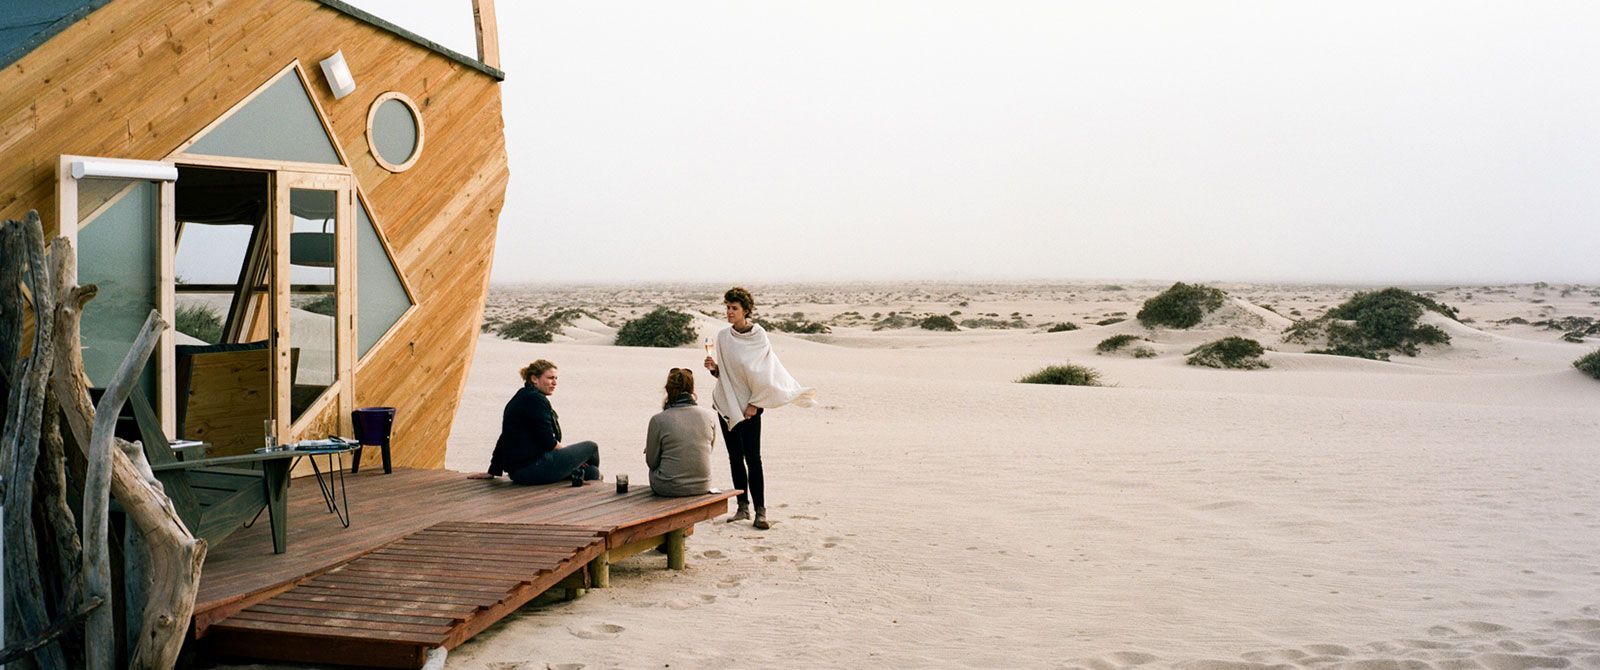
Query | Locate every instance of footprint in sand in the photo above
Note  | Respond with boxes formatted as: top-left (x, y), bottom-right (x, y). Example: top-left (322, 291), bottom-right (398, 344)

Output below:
top-left (699, 549), bottom-right (726, 559)
top-left (485, 663), bottom-right (532, 670)
top-left (716, 576), bottom-right (742, 589)
top-left (750, 545), bottom-right (773, 553)
top-left (548, 665), bottom-right (586, 670)
top-left (760, 555), bottom-right (780, 563)
top-left (567, 623), bottom-right (625, 640)
top-left (790, 515), bottom-right (819, 520)
top-left (666, 595), bottom-right (715, 610)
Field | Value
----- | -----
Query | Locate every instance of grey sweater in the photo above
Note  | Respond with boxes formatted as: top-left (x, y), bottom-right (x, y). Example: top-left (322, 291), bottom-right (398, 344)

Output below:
top-left (645, 399), bottom-right (717, 497)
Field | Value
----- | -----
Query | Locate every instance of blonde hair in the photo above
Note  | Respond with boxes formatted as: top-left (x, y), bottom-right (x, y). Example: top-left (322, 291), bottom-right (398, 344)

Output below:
top-left (663, 368), bottom-right (694, 408)
top-left (520, 359), bottom-right (557, 383)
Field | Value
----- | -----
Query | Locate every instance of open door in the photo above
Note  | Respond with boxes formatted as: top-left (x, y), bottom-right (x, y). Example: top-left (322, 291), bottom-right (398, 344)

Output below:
top-left (56, 155), bottom-right (179, 435)
top-left (272, 172), bottom-right (356, 443)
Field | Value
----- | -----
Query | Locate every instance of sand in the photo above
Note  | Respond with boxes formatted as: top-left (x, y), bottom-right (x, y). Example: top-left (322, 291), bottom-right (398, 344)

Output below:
top-left (249, 281), bottom-right (1600, 669)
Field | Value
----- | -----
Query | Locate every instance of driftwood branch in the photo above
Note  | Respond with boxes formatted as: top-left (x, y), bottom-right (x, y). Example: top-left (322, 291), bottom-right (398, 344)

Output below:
top-left (3, 210), bottom-right (69, 670)
top-left (50, 237), bottom-right (204, 670)
top-left (83, 310), bottom-right (164, 670)
top-left (36, 382), bottom-right (85, 668)
top-left (0, 597), bottom-right (102, 666)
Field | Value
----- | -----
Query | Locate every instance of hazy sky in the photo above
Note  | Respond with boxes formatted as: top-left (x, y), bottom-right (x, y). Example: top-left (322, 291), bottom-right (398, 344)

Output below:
top-left (350, 2), bottom-right (1600, 285)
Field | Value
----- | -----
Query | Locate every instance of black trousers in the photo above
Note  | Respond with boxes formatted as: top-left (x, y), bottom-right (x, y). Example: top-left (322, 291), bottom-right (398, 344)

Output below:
top-left (720, 409), bottom-right (763, 508)
top-left (509, 441), bottom-right (600, 485)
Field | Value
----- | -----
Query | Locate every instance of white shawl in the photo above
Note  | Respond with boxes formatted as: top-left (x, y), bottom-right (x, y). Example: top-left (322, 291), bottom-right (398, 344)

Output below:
top-left (711, 323), bottom-right (816, 430)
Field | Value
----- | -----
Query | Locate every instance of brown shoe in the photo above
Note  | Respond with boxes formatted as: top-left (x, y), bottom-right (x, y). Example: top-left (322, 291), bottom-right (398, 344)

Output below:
top-left (752, 507), bottom-right (770, 530)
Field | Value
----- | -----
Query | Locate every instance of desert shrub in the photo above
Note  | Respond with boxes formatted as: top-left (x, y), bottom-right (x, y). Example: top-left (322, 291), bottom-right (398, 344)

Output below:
top-left (1293, 288), bottom-right (1454, 358)
top-left (1096, 334), bottom-right (1141, 353)
top-left (1047, 322), bottom-right (1079, 332)
top-left (1137, 282), bottom-right (1226, 329)
top-left (615, 307), bottom-right (697, 347)
top-left (756, 315), bottom-right (831, 334)
top-left (498, 308), bottom-right (593, 343)
top-left (1131, 346), bottom-right (1157, 359)
top-left (1017, 363), bottom-right (1102, 386)
top-left (960, 317), bottom-right (1027, 329)
top-left (919, 315), bottom-right (959, 331)
top-left (1186, 336), bottom-right (1269, 369)
top-left (301, 294), bottom-right (337, 317)
top-left (1095, 317), bottom-right (1125, 326)
top-left (1575, 349), bottom-right (1600, 381)
top-left (1307, 344), bottom-right (1388, 361)
top-left (499, 316), bottom-right (556, 343)
top-left (176, 303), bottom-right (224, 344)
top-left (873, 313), bottom-right (914, 330)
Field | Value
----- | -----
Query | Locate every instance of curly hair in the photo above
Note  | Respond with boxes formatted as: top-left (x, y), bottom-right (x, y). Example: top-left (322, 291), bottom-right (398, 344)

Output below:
top-left (724, 286), bottom-right (755, 316)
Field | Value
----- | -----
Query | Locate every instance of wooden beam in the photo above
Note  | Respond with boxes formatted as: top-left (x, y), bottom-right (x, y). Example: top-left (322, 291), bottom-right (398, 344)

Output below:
top-left (472, 0), bottom-right (500, 69)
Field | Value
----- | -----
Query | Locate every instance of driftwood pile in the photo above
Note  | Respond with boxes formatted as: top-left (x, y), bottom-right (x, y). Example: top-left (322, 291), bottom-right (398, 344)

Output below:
top-left (1, 210), bottom-right (206, 670)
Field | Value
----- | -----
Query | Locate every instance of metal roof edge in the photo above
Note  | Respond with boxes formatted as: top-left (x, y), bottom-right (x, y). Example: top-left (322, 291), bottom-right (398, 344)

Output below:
top-left (314, 0), bottom-right (506, 81)
top-left (0, 0), bottom-right (116, 71)
top-left (1, 0), bottom-right (506, 81)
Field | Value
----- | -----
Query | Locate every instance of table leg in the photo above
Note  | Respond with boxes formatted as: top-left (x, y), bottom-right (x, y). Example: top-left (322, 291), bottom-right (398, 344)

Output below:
top-left (263, 461), bottom-right (290, 554)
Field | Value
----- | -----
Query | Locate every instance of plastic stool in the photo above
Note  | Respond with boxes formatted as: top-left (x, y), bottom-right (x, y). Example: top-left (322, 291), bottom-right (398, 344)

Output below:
top-left (351, 407), bottom-right (396, 474)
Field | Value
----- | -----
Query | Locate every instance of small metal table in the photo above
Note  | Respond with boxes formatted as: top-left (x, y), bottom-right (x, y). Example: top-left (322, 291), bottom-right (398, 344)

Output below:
top-left (292, 440), bottom-right (356, 528)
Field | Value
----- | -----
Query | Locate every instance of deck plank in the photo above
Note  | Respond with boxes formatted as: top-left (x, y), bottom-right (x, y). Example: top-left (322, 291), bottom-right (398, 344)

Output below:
top-left (198, 468), bottom-right (736, 668)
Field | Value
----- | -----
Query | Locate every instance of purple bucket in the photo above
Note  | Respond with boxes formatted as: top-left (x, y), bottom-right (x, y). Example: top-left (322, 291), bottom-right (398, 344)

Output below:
top-left (351, 407), bottom-right (396, 474)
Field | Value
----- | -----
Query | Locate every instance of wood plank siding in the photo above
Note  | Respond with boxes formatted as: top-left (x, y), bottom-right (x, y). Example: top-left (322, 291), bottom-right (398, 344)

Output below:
top-left (1, 0), bottom-right (510, 470)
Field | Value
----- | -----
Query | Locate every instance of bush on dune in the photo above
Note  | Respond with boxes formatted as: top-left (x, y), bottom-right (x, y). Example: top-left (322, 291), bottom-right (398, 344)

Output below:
top-left (1187, 336), bottom-right (1269, 369)
top-left (919, 315), bottom-right (959, 331)
top-left (1096, 334), bottom-right (1141, 353)
top-left (498, 308), bottom-right (593, 343)
top-left (1047, 322), bottom-right (1079, 332)
top-left (1287, 288), bottom-right (1455, 359)
top-left (615, 307), bottom-right (697, 347)
top-left (1017, 363), bottom-right (1102, 386)
top-left (1576, 349), bottom-right (1600, 381)
top-left (1137, 282), bottom-right (1227, 329)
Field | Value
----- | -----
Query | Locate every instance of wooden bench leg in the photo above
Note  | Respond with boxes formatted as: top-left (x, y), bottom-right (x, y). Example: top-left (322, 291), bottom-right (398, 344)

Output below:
top-left (587, 553), bottom-right (610, 588)
top-left (666, 529), bottom-right (686, 570)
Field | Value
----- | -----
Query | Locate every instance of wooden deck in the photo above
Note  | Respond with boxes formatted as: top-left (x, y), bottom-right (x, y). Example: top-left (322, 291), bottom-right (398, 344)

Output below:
top-left (193, 467), bottom-right (737, 666)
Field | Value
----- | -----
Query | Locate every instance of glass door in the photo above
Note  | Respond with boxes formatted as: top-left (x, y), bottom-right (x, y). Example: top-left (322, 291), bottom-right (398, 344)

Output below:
top-left (272, 172), bottom-right (355, 441)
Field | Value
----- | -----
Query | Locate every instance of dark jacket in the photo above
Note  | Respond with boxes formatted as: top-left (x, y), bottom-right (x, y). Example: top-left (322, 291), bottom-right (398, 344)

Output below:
top-left (488, 383), bottom-right (562, 476)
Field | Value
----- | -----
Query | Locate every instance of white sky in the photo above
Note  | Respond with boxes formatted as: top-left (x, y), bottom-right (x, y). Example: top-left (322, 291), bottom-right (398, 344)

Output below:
top-left (349, 1), bottom-right (1600, 285)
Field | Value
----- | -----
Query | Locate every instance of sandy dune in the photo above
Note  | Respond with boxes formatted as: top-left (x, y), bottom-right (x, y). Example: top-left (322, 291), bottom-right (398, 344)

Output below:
top-left (427, 282), bottom-right (1600, 669)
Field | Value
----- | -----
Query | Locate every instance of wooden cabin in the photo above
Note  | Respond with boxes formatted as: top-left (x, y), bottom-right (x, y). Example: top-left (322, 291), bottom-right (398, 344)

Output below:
top-left (1, 0), bottom-right (508, 470)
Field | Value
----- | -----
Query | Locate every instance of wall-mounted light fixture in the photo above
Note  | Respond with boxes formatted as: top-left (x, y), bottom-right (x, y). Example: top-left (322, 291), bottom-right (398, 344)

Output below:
top-left (69, 159), bottom-right (178, 181)
top-left (319, 50), bottom-right (356, 99)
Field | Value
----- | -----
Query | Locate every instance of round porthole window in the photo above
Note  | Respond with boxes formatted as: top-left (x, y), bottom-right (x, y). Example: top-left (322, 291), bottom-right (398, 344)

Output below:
top-left (367, 92), bottom-right (423, 172)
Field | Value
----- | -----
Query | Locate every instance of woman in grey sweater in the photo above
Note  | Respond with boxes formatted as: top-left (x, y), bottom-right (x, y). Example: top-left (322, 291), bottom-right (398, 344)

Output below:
top-left (645, 368), bottom-right (717, 497)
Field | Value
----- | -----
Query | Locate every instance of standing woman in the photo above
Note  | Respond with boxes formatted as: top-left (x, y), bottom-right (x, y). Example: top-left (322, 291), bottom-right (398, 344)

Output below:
top-left (469, 359), bottom-right (602, 484)
top-left (704, 287), bottom-right (816, 529)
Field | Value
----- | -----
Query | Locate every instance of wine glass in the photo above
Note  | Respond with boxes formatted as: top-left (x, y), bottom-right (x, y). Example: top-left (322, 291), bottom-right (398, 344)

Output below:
top-left (703, 338), bottom-right (713, 356)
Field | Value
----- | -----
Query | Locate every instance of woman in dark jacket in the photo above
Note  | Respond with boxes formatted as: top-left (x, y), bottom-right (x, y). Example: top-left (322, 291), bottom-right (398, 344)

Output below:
top-left (468, 359), bottom-right (601, 484)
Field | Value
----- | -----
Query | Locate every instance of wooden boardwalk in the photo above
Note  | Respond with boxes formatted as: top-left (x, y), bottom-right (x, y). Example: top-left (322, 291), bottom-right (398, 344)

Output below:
top-left (194, 467), bottom-right (737, 667)
top-left (207, 522), bottom-right (608, 668)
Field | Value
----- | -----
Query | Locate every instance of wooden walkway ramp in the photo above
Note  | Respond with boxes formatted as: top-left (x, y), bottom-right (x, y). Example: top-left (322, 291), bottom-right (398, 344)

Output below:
top-left (192, 468), bottom-right (738, 668)
top-left (208, 522), bottom-right (608, 668)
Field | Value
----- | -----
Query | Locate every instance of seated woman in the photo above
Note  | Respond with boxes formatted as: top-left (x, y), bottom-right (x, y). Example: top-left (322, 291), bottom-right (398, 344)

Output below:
top-left (644, 368), bottom-right (717, 497)
top-left (469, 359), bottom-right (601, 484)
